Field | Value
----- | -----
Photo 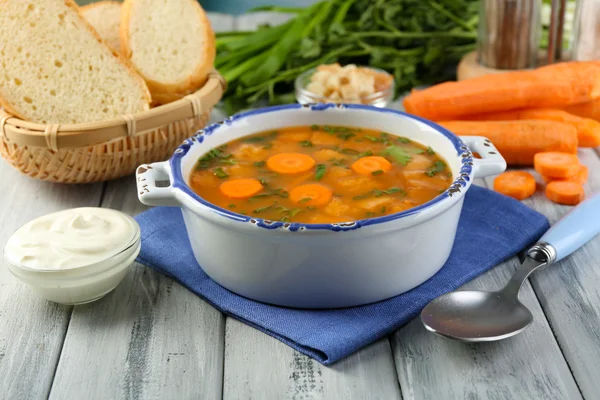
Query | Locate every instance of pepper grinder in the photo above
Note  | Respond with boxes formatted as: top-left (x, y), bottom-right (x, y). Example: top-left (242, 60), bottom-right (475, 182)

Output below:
top-left (457, 0), bottom-right (570, 80)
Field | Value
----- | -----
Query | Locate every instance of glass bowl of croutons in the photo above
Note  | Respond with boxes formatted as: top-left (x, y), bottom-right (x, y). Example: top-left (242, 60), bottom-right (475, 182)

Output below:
top-left (295, 64), bottom-right (395, 107)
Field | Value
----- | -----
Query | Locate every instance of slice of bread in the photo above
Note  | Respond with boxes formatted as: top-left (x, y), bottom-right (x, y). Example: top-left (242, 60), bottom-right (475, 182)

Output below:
top-left (0, 0), bottom-right (150, 124)
top-left (121, 0), bottom-right (216, 102)
top-left (81, 1), bottom-right (122, 52)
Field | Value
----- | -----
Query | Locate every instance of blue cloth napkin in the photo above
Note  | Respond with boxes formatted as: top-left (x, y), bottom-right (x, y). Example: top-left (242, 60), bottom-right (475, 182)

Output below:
top-left (135, 185), bottom-right (549, 365)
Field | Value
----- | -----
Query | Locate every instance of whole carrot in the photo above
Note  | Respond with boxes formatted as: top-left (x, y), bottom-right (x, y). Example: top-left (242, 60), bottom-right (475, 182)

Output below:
top-left (563, 98), bottom-right (600, 122)
top-left (455, 108), bottom-right (600, 148)
top-left (404, 61), bottom-right (600, 121)
top-left (438, 120), bottom-right (578, 165)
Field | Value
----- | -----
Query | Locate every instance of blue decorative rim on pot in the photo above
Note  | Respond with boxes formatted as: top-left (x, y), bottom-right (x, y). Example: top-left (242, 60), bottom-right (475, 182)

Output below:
top-left (166, 103), bottom-right (480, 232)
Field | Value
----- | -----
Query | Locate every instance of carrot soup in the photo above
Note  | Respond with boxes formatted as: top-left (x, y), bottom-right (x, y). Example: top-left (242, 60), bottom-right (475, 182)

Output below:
top-left (189, 125), bottom-right (453, 224)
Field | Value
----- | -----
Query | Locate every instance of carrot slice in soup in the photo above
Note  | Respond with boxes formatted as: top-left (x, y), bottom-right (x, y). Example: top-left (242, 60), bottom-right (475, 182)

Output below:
top-left (534, 152), bottom-right (580, 178)
top-left (290, 183), bottom-right (332, 206)
top-left (546, 181), bottom-right (585, 205)
top-left (351, 156), bottom-right (392, 175)
top-left (219, 178), bottom-right (264, 199)
top-left (267, 153), bottom-right (315, 174)
top-left (493, 171), bottom-right (536, 200)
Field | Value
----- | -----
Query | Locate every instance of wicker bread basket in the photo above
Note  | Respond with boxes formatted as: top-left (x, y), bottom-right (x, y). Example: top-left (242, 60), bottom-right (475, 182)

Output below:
top-left (0, 70), bottom-right (225, 184)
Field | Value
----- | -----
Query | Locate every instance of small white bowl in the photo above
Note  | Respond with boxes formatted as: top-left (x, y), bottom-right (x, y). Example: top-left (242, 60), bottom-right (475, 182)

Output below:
top-left (4, 210), bottom-right (140, 305)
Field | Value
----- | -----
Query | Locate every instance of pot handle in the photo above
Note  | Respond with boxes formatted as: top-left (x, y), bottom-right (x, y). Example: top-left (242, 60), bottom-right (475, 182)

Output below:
top-left (136, 161), bottom-right (179, 206)
top-left (460, 136), bottom-right (507, 179)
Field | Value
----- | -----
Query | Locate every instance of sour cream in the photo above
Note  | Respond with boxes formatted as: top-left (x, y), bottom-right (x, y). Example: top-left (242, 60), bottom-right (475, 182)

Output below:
top-left (5, 207), bottom-right (138, 269)
top-left (4, 207), bottom-right (141, 304)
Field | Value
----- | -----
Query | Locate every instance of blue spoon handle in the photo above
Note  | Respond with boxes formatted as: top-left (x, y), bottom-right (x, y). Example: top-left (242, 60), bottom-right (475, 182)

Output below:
top-left (538, 192), bottom-right (600, 262)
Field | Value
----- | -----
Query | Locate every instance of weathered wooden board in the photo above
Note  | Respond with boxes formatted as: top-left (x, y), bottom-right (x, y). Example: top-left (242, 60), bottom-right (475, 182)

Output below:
top-left (0, 164), bottom-right (104, 399)
top-left (48, 13), bottom-right (236, 400)
top-left (486, 149), bottom-right (600, 399)
top-left (222, 318), bottom-right (401, 400)
top-left (48, 176), bottom-right (226, 400)
top-left (391, 180), bottom-right (582, 400)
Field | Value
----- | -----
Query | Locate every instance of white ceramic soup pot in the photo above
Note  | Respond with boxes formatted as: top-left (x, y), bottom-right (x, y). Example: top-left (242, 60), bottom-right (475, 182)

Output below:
top-left (136, 104), bottom-right (506, 308)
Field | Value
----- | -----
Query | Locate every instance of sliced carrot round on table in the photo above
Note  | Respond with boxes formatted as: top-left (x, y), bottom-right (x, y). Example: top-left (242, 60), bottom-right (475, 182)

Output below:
top-left (267, 153), bottom-right (315, 174)
top-left (534, 152), bottom-right (580, 178)
top-left (219, 178), bottom-right (263, 199)
top-left (542, 165), bottom-right (589, 185)
top-left (576, 119), bottom-right (600, 148)
top-left (546, 181), bottom-right (585, 205)
top-left (290, 183), bottom-right (332, 206)
top-left (351, 156), bottom-right (392, 175)
top-left (493, 171), bottom-right (537, 200)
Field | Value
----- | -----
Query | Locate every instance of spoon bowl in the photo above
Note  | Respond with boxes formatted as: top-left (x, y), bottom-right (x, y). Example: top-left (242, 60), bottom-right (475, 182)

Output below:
top-left (421, 290), bottom-right (533, 342)
top-left (420, 192), bottom-right (600, 342)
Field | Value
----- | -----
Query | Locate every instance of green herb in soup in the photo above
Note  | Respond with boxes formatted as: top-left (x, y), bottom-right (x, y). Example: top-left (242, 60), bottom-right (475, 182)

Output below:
top-left (189, 125), bottom-right (452, 224)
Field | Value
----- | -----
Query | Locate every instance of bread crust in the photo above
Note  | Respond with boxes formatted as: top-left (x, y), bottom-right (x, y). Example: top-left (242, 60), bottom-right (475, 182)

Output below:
top-left (80, 1), bottom-right (123, 52)
top-left (0, 0), bottom-right (151, 123)
top-left (68, 0), bottom-right (151, 108)
top-left (80, 0), bottom-right (121, 13)
top-left (120, 0), bottom-right (216, 102)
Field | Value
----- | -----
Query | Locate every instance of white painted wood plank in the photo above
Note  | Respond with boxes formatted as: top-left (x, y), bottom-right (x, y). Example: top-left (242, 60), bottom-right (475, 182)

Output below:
top-left (482, 149), bottom-right (600, 399)
top-left (207, 12), bottom-right (236, 33)
top-left (0, 164), bottom-right (104, 398)
top-left (234, 12), bottom-right (293, 31)
top-left (49, 177), bottom-right (226, 400)
top-left (391, 180), bottom-right (582, 400)
top-left (214, 12), bottom-right (399, 400)
top-left (223, 319), bottom-right (401, 400)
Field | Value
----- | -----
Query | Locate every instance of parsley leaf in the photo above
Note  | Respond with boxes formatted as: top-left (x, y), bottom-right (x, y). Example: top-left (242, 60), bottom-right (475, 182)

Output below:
top-left (315, 164), bottom-right (327, 180)
top-left (426, 160), bottom-right (447, 177)
top-left (382, 145), bottom-right (412, 166)
top-left (213, 167), bottom-right (228, 179)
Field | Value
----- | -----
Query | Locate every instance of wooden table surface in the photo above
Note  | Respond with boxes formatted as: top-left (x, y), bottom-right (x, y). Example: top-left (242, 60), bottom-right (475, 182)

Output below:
top-left (1, 12), bottom-right (600, 400)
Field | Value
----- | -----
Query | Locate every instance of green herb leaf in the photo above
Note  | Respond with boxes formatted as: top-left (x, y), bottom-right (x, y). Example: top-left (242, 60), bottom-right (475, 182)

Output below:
top-left (220, 158), bottom-right (237, 165)
top-left (288, 208), bottom-right (303, 218)
top-left (306, 206), bottom-right (316, 210)
top-left (300, 140), bottom-right (313, 147)
top-left (380, 206), bottom-right (386, 213)
top-left (258, 178), bottom-right (269, 187)
top-left (354, 187), bottom-right (405, 200)
top-left (426, 146), bottom-right (435, 155)
top-left (214, 167), bottom-right (228, 179)
top-left (337, 132), bottom-right (355, 140)
top-left (228, 204), bottom-right (236, 208)
top-left (372, 169), bottom-right (384, 176)
top-left (253, 204), bottom-right (274, 213)
top-left (299, 197), bottom-right (312, 203)
top-left (315, 164), bottom-right (327, 180)
top-left (382, 145), bottom-right (412, 166)
top-left (310, 124), bottom-right (319, 131)
top-left (243, 131), bottom-right (277, 143)
top-left (341, 148), bottom-right (360, 156)
top-left (254, 161), bottom-right (266, 167)
top-left (262, 143), bottom-right (273, 150)
top-left (397, 137), bottom-right (411, 144)
top-left (357, 150), bottom-right (373, 158)
top-left (196, 147), bottom-right (234, 169)
top-left (365, 135), bottom-right (379, 142)
top-left (426, 160), bottom-right (447, 177)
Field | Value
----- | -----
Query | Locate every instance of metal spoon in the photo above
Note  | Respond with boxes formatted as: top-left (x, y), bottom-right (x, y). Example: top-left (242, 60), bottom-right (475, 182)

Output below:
top-left (421, 192), bottom-right (600, 342)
